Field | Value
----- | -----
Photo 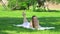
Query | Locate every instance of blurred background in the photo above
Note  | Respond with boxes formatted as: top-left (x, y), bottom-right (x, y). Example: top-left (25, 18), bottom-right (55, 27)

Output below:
top-left (0, 0), bottom-right (60, 34)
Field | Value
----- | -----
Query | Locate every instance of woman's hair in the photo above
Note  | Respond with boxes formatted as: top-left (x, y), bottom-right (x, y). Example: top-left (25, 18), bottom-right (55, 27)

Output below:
top-left (32, 15), bottom-right (36, 28)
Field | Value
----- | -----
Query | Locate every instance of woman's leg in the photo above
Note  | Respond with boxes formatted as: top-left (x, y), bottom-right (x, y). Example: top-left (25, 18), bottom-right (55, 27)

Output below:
top-left (22, 10), bottom-right (28, 23)
top-left (14, 11), bottom-right (29, 27)
top-left (23, 17), bottom-right (28, 23)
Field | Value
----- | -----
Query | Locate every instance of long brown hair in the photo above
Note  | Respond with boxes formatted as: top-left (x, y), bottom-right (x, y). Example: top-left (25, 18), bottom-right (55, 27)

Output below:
top-left (32, 16), bottom-right (36, 28)
top-left (32, 15), bottom-right (39, 29)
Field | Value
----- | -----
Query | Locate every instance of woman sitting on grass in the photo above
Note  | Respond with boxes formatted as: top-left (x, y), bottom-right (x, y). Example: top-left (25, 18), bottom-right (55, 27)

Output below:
top-left (15, 10), bottom-right (55, 30)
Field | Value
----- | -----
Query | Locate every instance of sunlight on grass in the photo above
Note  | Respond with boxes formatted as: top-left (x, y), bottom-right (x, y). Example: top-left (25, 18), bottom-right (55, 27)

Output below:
top-left (1, 30), bottom-right (60, 34)
top-left (0, 11), bottom-right (60, 17)
top-left (2, 30), bottom-right (19, 34)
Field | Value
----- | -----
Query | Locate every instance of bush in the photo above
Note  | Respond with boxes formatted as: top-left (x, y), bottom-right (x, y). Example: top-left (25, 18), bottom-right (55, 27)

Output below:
top-left (8, 0), bottom-right (34, 10)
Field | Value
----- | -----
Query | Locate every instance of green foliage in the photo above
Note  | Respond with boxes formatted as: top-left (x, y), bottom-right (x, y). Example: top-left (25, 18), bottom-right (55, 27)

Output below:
top-left (8, 0), bottom-right (37, 10)
top-left (8, 0), bottom-right (33, 10)
top-left (8, 0), bottom-right (26, 9)
top-left (56, 0), bottom-right (60, 3)
top-left (8, 0), bottom-right (17, 8)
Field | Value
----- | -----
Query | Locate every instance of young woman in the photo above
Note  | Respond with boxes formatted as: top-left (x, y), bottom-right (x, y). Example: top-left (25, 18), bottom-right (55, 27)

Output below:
top-left (22, 11), bottom-right (40, 29)
top-left (15, 10), bottom-right (55, 30)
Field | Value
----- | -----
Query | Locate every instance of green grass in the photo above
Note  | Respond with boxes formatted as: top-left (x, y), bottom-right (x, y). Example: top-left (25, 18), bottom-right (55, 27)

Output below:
top-left (0, 10), bottom-right (60, 34)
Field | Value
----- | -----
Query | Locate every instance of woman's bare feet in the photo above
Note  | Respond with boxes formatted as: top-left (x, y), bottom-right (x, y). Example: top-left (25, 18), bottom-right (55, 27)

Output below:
top-left (22, 11), bottom-right (26, 17)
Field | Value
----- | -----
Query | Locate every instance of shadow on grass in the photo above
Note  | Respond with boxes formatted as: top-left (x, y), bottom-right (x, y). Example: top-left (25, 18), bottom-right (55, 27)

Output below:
top-left (0, 31), bottom-right (9, 34)
top-left (0, 17), bottom-right (36, 34)
top-left (38, 17), bottom-right (60, 32)
top-left (0, 17), bottom-right (60, 33)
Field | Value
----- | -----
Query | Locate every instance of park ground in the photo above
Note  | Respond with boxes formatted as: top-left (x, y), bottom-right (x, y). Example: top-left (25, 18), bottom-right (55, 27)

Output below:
top-left (0, 9), bottom-right (60, 34)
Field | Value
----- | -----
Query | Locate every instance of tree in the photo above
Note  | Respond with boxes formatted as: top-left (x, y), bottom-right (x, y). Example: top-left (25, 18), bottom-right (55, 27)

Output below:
top-left (37, 0), bottom-right (48, 11)
top-left (1, 0), bottom-right (8, 9)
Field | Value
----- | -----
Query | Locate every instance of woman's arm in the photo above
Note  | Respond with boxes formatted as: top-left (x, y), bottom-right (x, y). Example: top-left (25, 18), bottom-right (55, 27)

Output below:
top-left (30, 21), bottom-right (33, 27)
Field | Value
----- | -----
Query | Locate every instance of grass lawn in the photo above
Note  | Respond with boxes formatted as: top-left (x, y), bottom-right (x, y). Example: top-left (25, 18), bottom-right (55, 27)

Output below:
top-left (0, 10), bottom-right (60, 34)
